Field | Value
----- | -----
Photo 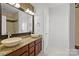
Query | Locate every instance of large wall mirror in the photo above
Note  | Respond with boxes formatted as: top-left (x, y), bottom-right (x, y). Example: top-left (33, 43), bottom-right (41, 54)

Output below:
top-left (0, 3), bottom-right (33, 35)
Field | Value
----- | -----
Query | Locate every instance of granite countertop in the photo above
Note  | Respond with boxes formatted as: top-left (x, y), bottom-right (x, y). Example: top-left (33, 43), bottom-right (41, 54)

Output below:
top-left (0, 36), bottom-right (42, 56)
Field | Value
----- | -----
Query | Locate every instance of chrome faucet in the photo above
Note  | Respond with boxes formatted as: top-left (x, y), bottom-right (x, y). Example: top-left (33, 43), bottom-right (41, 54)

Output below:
top-left (8, 33), bottom-right (12, 38)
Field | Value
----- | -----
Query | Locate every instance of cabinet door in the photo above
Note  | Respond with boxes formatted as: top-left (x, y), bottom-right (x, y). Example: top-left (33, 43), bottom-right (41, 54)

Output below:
top-left (22, 52), bottom-right (28, 56)
top-left (28, 42), bottom-right (34, 48)
top-left (39, 42), bottom-right (42, 52)
top-left (35, 39), bottom-right (41, 45)
top-left (28, 42), bottom-right (35, 56)
top-left (35, 39), bottom-right (42, 56)
top-left (29, 52), bottom-right (34, 56)
top-left (35, 43), bottom-right (40, 56)
top-left (29, 46), bottom-right (34, 54)
top-left (7, 45), bottom-right (28, 56)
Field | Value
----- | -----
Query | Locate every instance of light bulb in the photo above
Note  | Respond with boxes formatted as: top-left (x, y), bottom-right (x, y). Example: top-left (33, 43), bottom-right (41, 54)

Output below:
top-left (31, 12), bottom-right (34, 15)
top-left (25, 9), bottom-right (34, 15)
top-left (28, 10), bottom-right (34, 15)
top-left (14, 3), bottom-right (20, 8)
top-left (25, 8), bottom-right (29, 12)
top-left (29, 10), bottom-right (32, 14)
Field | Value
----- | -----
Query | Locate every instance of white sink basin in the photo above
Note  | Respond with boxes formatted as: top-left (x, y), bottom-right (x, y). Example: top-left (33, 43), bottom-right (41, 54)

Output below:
top-left (31, 34), bottom-right (39, 38)
top-left (1, 37), bottom-right (22, 47)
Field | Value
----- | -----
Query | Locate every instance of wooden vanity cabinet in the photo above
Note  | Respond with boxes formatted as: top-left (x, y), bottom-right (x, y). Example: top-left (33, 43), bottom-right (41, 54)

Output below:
top-left (6, 38), bottom-right (42, 56)
top-left (35, 38), bottom-right (42, 56)
top-left (28, 42), bottom-right (35, 56)
top-left (21, 51), bottom-right (28, 56)
top-left (29, 52), bottom-right (34, 56)
top-left (7, 45), bottom-right (28, 56)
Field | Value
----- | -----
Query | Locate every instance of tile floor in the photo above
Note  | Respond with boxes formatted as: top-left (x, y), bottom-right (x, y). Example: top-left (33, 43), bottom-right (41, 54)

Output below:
top-left (38, 48), bottom-right (79, 56)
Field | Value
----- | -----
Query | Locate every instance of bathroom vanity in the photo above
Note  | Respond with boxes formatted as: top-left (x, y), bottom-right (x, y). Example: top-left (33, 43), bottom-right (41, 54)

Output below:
top-left (0, 36), bottom-right (42, 56)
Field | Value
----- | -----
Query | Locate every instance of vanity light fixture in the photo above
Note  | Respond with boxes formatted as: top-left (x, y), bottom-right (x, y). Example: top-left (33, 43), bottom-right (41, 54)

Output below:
top-left (31, 12), bottom-right (34, 15)
top-left (14, 3), bottom-right (20, 8)
top-left (28, 11), bottom-right (34, 15)
top-left (25, 8), bottom-right (29, 13)
top-left (29, 10), bottom-right (33, 14)
top-left (9, 3), bottom-right (20, 8)
top-left (30, 11), bottom-right (34, 15)
top-left (25, 8), bottom-right (34, 15)
top-left (31, 11), bottom-right (34, 15)
top-left (9, 3), bottom-right (34, 15)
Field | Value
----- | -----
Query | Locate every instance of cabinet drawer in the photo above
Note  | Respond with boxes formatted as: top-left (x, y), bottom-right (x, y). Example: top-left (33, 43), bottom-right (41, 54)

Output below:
top-left (29, 52), bottom-right (34, 56)
top-left (7, 45), bottom-right (28, 56)
top-left (35, 39), bottom-right (41, 45)
top-left (22, 52), bottom-right (28, 56)
top-left (28, 42), bottom-right (34, 48)
top-left (29, 46), bottom-right (34, 54)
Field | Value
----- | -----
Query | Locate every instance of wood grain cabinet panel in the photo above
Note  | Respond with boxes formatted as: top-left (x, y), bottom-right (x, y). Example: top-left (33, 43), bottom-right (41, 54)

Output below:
top-left (22, 52), bottom-right (28, 56)
top-left (7, 45), bottom-right (28, 56)
top-left (35, 43), bottom-right (40, 56)
top-left (29, 52), bottom-right (34, 56)
top-left (29, 46), bottom-right (34, 54)
top-left (35, 39), bottom-right (42, 56)
top-left (28, 42), bottom-right (34, 48)
top-left (28, 41), bottom-right (35, 56)
top-left (39, 42), bottom-right (42, 52)
top-left (35, 39), bottom-right (41, 45)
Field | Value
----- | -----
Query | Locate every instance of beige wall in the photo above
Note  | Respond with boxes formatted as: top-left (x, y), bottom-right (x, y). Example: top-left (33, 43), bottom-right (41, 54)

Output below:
top-left (7, 22), bottom-right (14, 34)
top-left (7, 21), bottom-right (18, 34)
top-left (75, 8), bottom-right (79, 46)
top-left (2, 13), bottom-right (18, 20)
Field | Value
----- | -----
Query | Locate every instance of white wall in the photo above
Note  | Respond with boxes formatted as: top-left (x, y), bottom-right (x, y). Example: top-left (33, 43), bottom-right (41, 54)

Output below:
top-left (34, 7), bottom-right (49, 53)
top-left (34, 7), bottom-right (44, 35)
top-left (49, 4), bottom-right (70, 49)
top-left (69, 3), bottom-right (75, 49)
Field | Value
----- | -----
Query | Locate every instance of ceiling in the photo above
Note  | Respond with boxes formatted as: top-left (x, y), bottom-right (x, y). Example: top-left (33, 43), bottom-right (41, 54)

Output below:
top-left (32, 3), bottom-right (66, 8)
